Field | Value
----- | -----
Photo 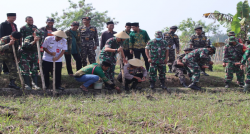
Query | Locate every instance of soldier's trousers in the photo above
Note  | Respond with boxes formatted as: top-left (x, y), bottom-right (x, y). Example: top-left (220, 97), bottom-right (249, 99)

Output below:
top-left (225, 63), bottom-right (244, 84)
top-left (0, 54), bottom-right (17, 80)
top-left (185, 62), bottom-right (200, 83)
top-left (123, 50), bottom-right (133, 60)
top-left (80, 46), bottom-right (96, 67)
top-left (168, 48), bottom-right (175, 69)
top-left (149, 63), bottom-right (166, 82)
top-left (245, 65), bottom-right (250, 84)
top-left (105, 64), bottom-right (116, 82)
top-left (19, 52), bottom-right (38, 76)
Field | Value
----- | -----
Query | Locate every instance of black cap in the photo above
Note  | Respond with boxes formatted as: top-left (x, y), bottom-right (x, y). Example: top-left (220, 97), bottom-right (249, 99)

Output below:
top-left (7, 13), bottom-right (16, 17)
top-left (228, 31), bottom-right (235, 36)
top-left (82, 17), bottom-right (91, 20)
top-left (195, 26), bottom-right (202, 30)
top-left (126, 22), bottom-right (131, 26)
top-left (11, 32), bottom-right (22, 39)
top-left (131, 22), bottom-right (139, 26)
top-left (202, 31), bottom-right (205, 34)
top-left (106, 21), bottom-right (114, 25)
top-left (170, 26), bottom-right (178, 29)
top-left (71, 21), bottom-right (79, 26)
top-left (101, 61), bottom-right (111, 67)
top-left (184, 48), bottom-right (194, 51)
top-left (46, 18), bottom-right (54, 22)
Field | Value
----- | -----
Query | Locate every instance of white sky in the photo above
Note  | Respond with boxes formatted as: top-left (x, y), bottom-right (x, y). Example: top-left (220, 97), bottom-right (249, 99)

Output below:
top-left (0, 0), bottom-right (241, 38)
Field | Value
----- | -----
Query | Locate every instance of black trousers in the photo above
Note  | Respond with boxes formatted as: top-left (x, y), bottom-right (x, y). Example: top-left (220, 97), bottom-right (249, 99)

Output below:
top-left (65, 53), bottom-right (82, 74)
top-left (123, 50), bottom-right (133, 60)
top-left (3, 62), bottom-right (9, 73)
top-left (133, 49), bottom-right (149, 71)
top-left (118, 73), bottom-right (143, 85)
top-left (42, 60), bottom-right (62, 88)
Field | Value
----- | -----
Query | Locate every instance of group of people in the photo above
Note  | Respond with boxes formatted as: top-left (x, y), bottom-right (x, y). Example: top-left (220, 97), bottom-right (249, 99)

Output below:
top-left (1, 13), bottom-right (250, 93)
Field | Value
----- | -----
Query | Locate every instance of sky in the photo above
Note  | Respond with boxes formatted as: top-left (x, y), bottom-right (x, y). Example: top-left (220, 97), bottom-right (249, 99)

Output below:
top-left (0, 0), bottom-right (242, 38)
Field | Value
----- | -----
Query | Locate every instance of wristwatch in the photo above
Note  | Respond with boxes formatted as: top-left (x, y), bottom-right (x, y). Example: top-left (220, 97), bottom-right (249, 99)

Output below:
top-left (115, 49), bottom-right (118, 53)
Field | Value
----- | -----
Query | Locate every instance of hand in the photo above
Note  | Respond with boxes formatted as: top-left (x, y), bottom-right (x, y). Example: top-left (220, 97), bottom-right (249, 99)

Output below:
top-left (202, 65), bottom-right (209, 68)
top-left (209, 61), bottom-right (214, 65)
top-left (64, 52), bottom-right (69, 55)
top-left (240, 65), bottom-right (245, 70)
top-left (123, 59), bottom-right (128, 64)
top-left (164, 59), bottom-right (168, 64)
top-left (32, 28), bottom-right (37, 31)
top-left (115, 86), bottom-right (122, 94)
top-left (176, 50), bottom-right (179, 54)
top-left (177, 62), bottom-right (184, 66)
top-left (148, 58), bottom-right (152, 63)
top-left (52, 57), bottom-right (59, 61)
top-left (234, 62), bottom-right (241, 66)
top-left (94, 46), bottom-right (97, 50)
top-left (50, 52), bottom-right (56, 56)
top-left (34, 37), bottom-right (40, 42)
top-left (9, 40), bottom-right (15, 46)
top-left (223, 63), bottom-right (227, 67)
top-left (130, 50), bottom-right (133, 54)
top-left (142, 77), bottom-right (146, 82)
top-left (134, 76), bottom-right (142, 82)
top-left (117, 47), bottom-right (122, 52)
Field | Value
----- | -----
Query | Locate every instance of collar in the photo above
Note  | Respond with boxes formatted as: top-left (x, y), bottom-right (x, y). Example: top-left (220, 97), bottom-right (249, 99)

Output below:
top-left (26, 24), bottom-right (33, 28)
top-left (125, 30), bottom-right (131, 34)
top-left (5, 20), bottom-right (14, 24)
top-left (84, 25), bottom-right (91, 28)
top-left (107, 30), bottom-right (114, 33)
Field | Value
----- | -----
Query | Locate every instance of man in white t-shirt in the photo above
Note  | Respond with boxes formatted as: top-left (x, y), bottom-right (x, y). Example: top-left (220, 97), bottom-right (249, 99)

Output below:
top-left (42, 30), bottom-right (68, 90)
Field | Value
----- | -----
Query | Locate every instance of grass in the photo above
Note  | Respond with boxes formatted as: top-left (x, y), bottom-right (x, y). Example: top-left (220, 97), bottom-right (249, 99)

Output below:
top-left (0, 63), bottom-right (249, 133)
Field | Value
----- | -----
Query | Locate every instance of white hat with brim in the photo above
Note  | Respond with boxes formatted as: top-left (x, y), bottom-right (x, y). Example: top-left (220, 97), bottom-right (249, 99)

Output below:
top-left (128, 58), bottom-right (144, 67)
top-left (114, 31), bottom-right (130, 39)
top-left (52, 30), bottom-right (68, 38)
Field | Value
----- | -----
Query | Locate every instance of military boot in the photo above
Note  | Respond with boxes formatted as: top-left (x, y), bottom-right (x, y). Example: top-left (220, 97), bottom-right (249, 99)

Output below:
top-left (32, 75), bottom-right (41, 90)
top-left (160, 79), bottom-right (171, 93)
top-left (8, 79), bottom-right (20, 89)
top-left (150, 81), bottom-right (155, 90)
top-left (239, 83), bottom-right (244, 88)
top-left (225, 83), bottom-right (230, 88)
top-left (23, 75), bottom-right (32, 90)
top-left (244, 84), bottom-right (250, 92)
top-left (179, 78), bottom-right (188, 88)
top-left (188, 82), bottom-right (201, 90)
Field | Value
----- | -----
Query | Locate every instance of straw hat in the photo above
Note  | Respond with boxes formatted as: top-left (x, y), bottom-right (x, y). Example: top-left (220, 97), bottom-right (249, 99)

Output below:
top-left (128, 58), bottom-right (144, 67)
top-left (52, 30), bottom-right (68, 38)
top-left (114, 31), bottom-right (130, 39)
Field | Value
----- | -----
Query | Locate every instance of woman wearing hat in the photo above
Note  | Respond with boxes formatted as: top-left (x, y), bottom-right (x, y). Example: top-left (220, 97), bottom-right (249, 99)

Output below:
top-left (117, 58), bottom-right (147, 91)
top-left (42, 30), bottom-right (67, 90)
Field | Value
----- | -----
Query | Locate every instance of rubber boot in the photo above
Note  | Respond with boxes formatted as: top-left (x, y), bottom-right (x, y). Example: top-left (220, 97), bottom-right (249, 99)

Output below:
top-left (8, 79), bottom-right (20, 89)
top-left (23, 75), bottom-right (32, 90)
top-left (160, 79), bottom-right (171, 93)
top-left (225, 83), bottom-right (230, 88)
top-left (32, 75), bottom-right (41, 90)
top-left (244, 84), bottom-right (250, 92)
top-left (179, 78), bottom-right (188, 88)
top-left (150, 81), bottom-right (155, 90)
top-left (188, 82), bottom-right (201, 90)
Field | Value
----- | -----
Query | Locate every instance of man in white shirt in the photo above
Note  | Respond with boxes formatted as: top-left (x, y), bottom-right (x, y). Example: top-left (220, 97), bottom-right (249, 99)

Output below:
top-left (42, 30), bottom-right (68, 90)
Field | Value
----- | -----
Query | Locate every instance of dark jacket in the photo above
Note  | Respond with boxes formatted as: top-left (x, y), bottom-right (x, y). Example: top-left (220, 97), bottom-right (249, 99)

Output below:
top-left (39, 26), bottom-right (57, 38)
top-left (0, 20), bottom-right (18, 38)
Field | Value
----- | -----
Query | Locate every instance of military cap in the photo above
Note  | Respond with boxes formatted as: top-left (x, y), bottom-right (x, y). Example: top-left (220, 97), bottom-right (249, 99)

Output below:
top-left (170, 26), bottom-right (178, 29)
top-left (126, 22), bottom-right (131, 26)
top-left (11, 32), bottom-right (21, 39)
top-left (46, 18), bottom-right (54, 22)
top-left (7, 13), bottom-right (16, 17)
top-left (106, 21), bottom-right (114, 25)
top-left (71, 21), bottom-right (80, 26)
top-left (184, 48), bottom-right (194, 51)
top-left (229, 36), bottom-right (237, 42)
top-left (228, 31), bottom-right (235, 36)
top-left (155, 31), bottom-right (163, 38)
top-left (131, 22), bottom-right (139, 27)
top-left (206, 45), bottom-right (216, 54)
top-left (34, 29), bottom-right (44, 38)
top-left (82, 17), bottom-right (91, 20)
top-left (194, 26), bottom-right (202, 30)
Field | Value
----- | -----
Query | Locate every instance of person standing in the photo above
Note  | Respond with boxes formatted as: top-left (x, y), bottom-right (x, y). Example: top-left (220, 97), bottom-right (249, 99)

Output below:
top-left (99, 31), bottom-right (129, 89)
top-left (163, 26), bottom-right (180, 73)
top-left (79, 17), bottom-right (99, 67)
top-left (223, 36), bottom-right (245, 88)
top-left (189, 26), bottom-right (210, 76)
top-left (65, 21), bottom-right (82, 76)
top-left (42, 30), bottom-right (67, 90)
top-left (0, 32), bottom-right (22, 89)
top-left (241, 39), bottom-right (250, 92)
top-left (129, 22), bottom-right (150, 71)
top-left (145, 31), bottom-right (170, 92)
top-left (100, 21), bottom-right (117, 50)
top-left (19, 29), bottom-right (44, 90)
top-left (20, 16), bottom-right (38, 41)
top-left (122, 22), bottom-right (133, 60)
top-left (0, 13), bottom-right (18, 75)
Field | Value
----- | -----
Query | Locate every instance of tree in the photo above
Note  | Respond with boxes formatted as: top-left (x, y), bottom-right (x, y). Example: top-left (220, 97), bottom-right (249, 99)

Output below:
top-left (49, 0), bottom-right (117, 36)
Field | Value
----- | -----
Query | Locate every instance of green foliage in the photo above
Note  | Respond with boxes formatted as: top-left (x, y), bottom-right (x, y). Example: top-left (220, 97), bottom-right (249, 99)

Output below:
top-left (49, 0), bottom-right (117, 36)
top-left (232, 14), bottom-right (241, 34)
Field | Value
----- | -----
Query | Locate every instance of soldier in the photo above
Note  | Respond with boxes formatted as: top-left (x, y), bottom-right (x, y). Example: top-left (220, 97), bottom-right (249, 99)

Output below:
top-left (182, 46), bottom-right (216, 90)
top-left (100, 21), bottom-right (117, 50)
top-left (241, 38), bottom-right (250, 92)
top-left (99, 31), bottom-right (129, 89)
top-left (79, 17), bottom-right (99, 67)
top-left (223, 36), bottom-right (245, 88)
top-left (0, 31), bottom-right (22, 89)
top-left (65, 21), bottom-right (82, 76)
top-left (172, 48), bottom-right (194, 87)
top-left (189, 26), bottom-right (210, 76)
top-left (20, 16), bottom-right (38, 41)
top-left (117, 58), bottom-right (147, 91)
top-left (225, 31), bottom-right (240, 44)
top-left (201, 31), bottom-right (213, 72)
top-left (19, 29), bottom-right (44, 90)
top-left (129, 22), bottom-right (151, 71)
top-left (122, 22), bottom-right (133, 60)
top-left (163, 26), bottom-right (180, 73)
top-left (145, 31), bottom-right (170, 93)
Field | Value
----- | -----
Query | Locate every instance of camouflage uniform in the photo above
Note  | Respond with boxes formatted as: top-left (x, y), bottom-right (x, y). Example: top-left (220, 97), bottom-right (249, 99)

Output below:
top-left (241, 45), bottom-right (250, 84)
top-left (20, 24), bottom-right (37, 41)
top-left (223, 37), bottom-right (244, 85)
top-left (189, 34), bottom-right (208, 49)
top-left (163, 31), bottom-right (180, 71)
top-left (0, 36), bottom-right (19, 80)
top-left (99, 37), bottom-right (122, 82)
top-left (182, 48), bottom-right (211, 82)
top-left (173, 54), bottom-right (189, 80)
top-left (79, 25), bottom-right (99, 67)
top-left (122, 30), bottom-right (133, 60)
top-left (146, 32), bottom-right (169, 82)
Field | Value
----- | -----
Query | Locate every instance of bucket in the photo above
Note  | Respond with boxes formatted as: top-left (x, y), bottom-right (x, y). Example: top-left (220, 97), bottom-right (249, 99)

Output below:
top-left (94, 82), bottom-right (103, 89)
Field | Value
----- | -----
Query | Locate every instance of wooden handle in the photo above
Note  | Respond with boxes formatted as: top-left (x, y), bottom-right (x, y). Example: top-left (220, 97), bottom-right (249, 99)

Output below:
top-left (36, 41), bottom-right (46, 91)
top-left (53, 56), bottom-right (56, 96)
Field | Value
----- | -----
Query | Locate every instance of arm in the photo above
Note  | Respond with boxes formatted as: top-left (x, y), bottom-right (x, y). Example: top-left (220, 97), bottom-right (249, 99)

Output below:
top-left (241, 48), bottom-right (250, 65)
top-left (22, 38), bottom-right (37, 49)
top-left (0, 38), bottom-right (13, 51)
top-left (94, 28), bottom-right (99, 46)
top-left (145, 31), bottom-right (150, 43)
top-left (53, 50), bottom-right (65, 61)
top-left (223, 46), bottom-right (229, 63)
top-left (175, 35), bottom-right (180, 52)
top-left (0, 23), bottom-right (3, 38)
top-left (165, 49), bottom-right (169, 63)
top-left (65, 31), bottom-right (70, 53)
top-left (100, 33), bottom-right (104, 50)
top-left (189, 37), bottom-right (193, 48)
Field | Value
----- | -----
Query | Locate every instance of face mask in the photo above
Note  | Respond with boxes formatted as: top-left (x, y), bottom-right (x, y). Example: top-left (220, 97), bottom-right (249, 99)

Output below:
top-left (170, 31), bottom-right (175, 34)
top-left (229, 42), bottom-right (233, 45)
top-left (155, 38), bottom-right (162, 41)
